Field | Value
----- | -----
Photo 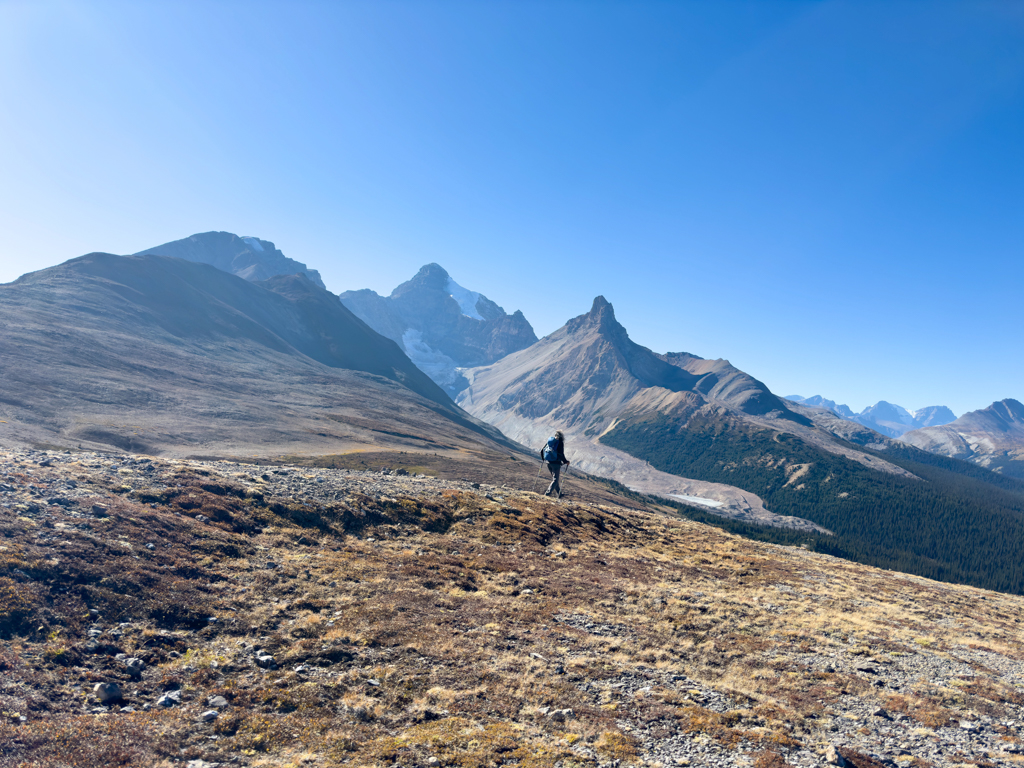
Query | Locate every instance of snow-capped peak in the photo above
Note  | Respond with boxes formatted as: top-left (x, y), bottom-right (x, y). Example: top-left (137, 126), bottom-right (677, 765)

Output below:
top-left (241, 237), bottom-right (264, 252)
top-left (446, 277), bottom-right (484, 320)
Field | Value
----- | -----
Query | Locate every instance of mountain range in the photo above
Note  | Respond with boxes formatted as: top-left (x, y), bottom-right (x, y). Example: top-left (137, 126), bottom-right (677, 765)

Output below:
top-left (902, 398), bottom-right (1024, 479)
top-left (457, 295), bottom-right (1024, 592)
top-left (4, 231), bottom-right (1024, 594)
top-left (340, 263), bottom-right (537, 396)
top-left (0, 252), bottom-right (509, 459)
top-left (785, 395), bottom-right (956, 437)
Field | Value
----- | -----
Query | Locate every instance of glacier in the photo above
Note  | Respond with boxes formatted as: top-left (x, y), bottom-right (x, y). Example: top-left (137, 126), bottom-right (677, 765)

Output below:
top-left (445, 277), bottom-right (484, 320)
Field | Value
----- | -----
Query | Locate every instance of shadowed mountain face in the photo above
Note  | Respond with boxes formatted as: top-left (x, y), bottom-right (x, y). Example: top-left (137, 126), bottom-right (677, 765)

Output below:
top-left (340, 263), bottom-right (537, 396)
top-left (0, 253), bottom-right (509, 457)
top-left (135, 231), bottom-right (326, 288)
top-left (902, 399), bottom-right (1024, 478)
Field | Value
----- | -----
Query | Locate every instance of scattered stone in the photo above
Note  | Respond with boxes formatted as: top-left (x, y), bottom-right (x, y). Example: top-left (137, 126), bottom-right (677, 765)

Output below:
top-left (157, 691), bottom-right (181, 707)
top-left (549, 708), bottom-right (573, 722)
top-left (366, 678), bottom-right (381, 687)
top-left (960, 720), bottom-right (980, 732)
top-left (146, 543), bottom-right (155, 550)
top-left (207, 696), bottom-right (229, 708)
top-left (255, 654), bottom-right (276, 669)
top-left (425, 758), bottom-right (440, 767)
top-left (195, 514), bottom-right (210, 523)
top-left (124, 657), bottom-right (145, 677)
top-left (198, 710), bottom-right (219, 722)
top-left (91, 504), bottom-right (108, 517)
top-left (824, 744), bottom-right (846, 766)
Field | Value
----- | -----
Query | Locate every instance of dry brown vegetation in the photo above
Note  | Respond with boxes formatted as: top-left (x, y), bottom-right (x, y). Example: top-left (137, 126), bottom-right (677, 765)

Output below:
top-left (1, 449), bottom-right (1023, 767)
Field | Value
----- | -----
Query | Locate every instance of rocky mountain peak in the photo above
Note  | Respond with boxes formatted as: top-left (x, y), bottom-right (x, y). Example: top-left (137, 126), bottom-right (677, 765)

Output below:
top-left (392, 263), bottom-right (451, 296)
top-left (567, 295), bottom-right (626, 339)
top-left (993, 398), bottom-right (1024, 424)
top-left (134, 231), bottom-right (325, 288)
top-left (339, 265), bottom-right (538, 396)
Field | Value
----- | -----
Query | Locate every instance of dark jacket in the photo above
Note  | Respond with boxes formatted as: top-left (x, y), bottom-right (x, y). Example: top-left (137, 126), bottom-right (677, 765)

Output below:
top-left (540, 437), bottom-right (568, 465)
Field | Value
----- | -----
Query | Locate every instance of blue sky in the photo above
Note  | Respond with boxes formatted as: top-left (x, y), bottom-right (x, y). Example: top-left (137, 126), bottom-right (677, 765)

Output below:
top-left (2, 1), bottom-right (1022, 416)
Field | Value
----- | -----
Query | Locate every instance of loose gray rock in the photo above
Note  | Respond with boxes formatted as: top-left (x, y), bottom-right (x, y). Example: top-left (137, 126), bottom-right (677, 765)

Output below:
top-left (93, 682), bottom-right (122, 703)
top-left (207, 695), bottom-right (229, 708)
top-left (549, 708), bottom-right (573, 722)
top-left (124, 657), bottom-right (145, 677)
top-left (824, 744), bottom-right (846, 766)
top-left (198, 709), bottom-right (219, 722)
top-left (255, 654), bottom-right (276, 668)
top-left (156, 690), bottom-right (181, 707)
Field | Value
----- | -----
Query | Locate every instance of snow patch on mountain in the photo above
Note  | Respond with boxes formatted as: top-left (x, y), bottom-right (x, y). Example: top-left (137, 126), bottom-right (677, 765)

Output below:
top-left (242, 237), bottom-right (264, 252)
top-left (446, 277), bottom-right (484, 320)
top-left (401, 329), bottom-right (463, 391)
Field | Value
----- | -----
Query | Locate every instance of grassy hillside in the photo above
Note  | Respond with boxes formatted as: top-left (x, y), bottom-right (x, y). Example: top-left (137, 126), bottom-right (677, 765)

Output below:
top-left (3, 448), bottom-right (1024, 767)
top-left (601, 413), bottom-right (1024, 594)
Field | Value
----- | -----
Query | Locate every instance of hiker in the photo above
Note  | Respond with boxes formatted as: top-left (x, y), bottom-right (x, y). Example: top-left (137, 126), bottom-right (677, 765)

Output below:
top-left (540, 430), bottom-right (570, 498)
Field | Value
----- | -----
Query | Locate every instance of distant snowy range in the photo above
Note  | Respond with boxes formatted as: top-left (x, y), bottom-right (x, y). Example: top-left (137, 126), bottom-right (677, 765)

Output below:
top-left (784, 395), bottom-right (956, 438)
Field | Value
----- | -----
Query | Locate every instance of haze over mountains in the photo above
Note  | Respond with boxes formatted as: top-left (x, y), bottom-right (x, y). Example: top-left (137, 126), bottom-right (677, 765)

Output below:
top-left (340, 263), bottom-right (537, 396)
top-left (786, 395), bottom-right (956, 437)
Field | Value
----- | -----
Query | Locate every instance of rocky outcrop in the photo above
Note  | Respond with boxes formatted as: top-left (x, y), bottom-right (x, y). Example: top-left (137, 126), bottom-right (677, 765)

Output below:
top-left (340, 263), bottom-right (537, 396)
top-left (902, 398), bottom-right (1024, 478)
top-left (135, 231), bottom-right (325, 288)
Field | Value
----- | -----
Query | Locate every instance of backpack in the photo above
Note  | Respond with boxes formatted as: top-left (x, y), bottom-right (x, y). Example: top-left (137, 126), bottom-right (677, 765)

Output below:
top-left (542, 436), bottom-right (560, 463)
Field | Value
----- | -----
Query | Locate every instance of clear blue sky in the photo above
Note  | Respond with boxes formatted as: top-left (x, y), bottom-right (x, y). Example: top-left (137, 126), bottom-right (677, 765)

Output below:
top-left (2, 1), bottom-right (1022, 416)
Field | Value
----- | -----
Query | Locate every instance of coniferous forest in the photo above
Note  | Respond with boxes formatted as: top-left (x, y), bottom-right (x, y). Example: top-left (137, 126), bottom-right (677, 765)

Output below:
top-left (602, 413), bottom-right (1024, 594)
